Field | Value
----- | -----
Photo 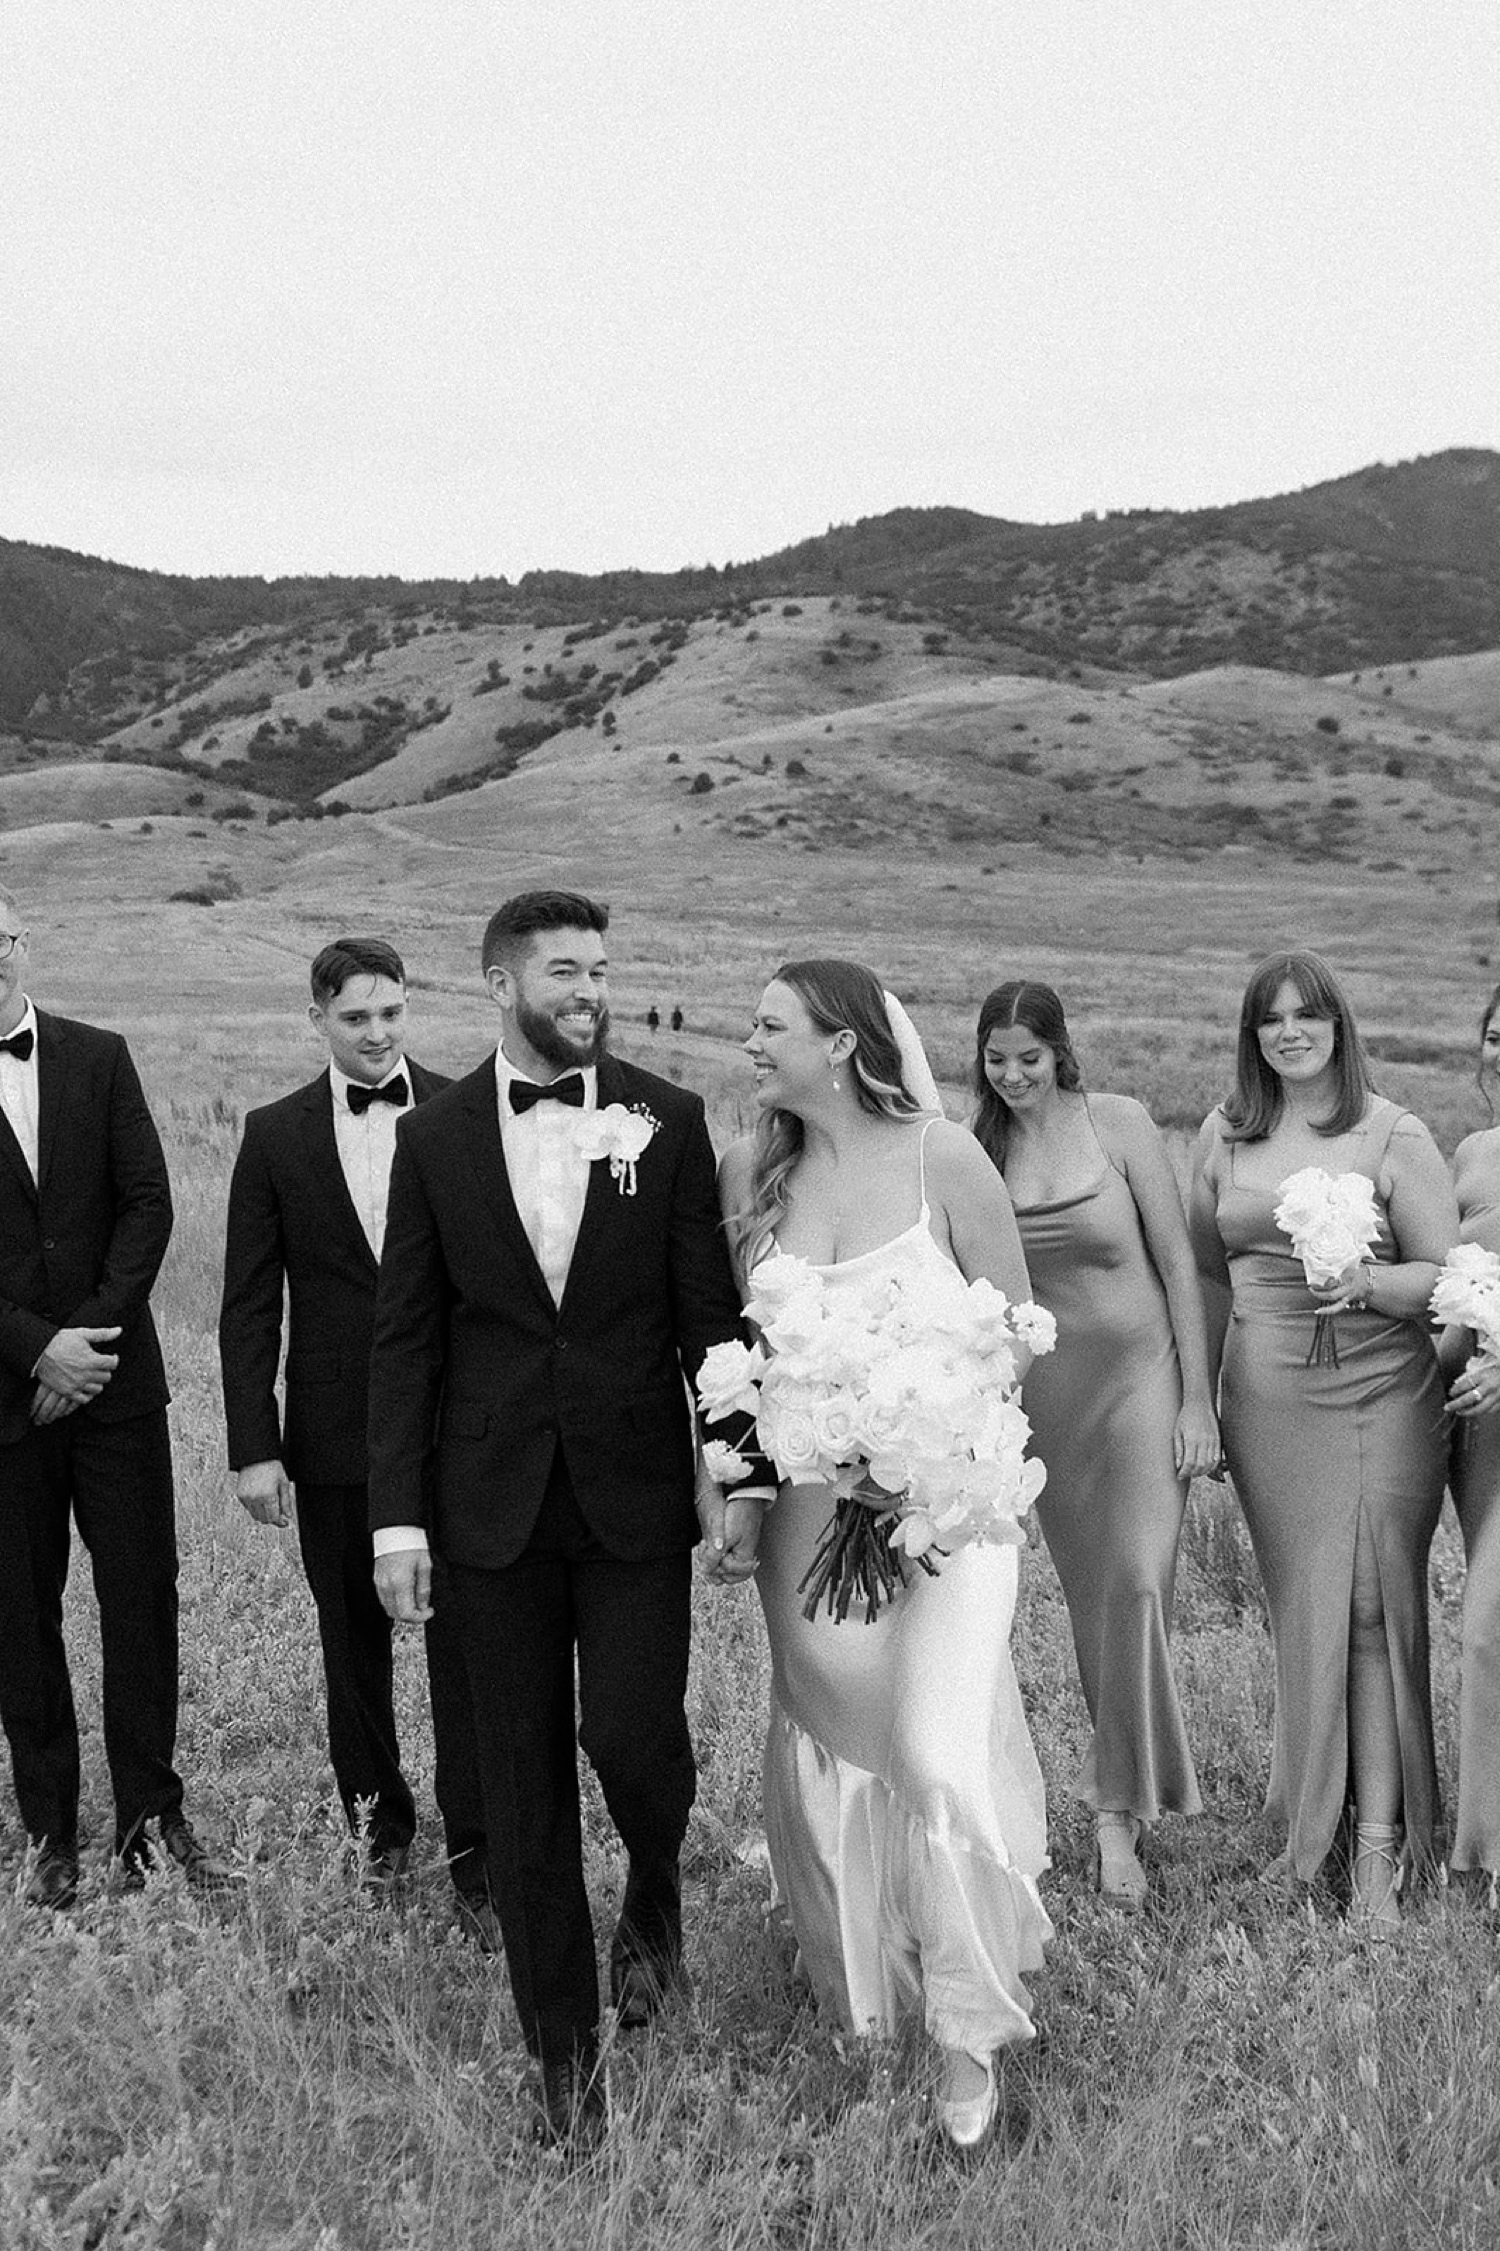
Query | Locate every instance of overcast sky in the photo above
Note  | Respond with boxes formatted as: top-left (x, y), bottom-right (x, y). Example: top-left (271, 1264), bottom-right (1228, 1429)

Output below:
top-left (3, 0), bottom-right (1496, 581)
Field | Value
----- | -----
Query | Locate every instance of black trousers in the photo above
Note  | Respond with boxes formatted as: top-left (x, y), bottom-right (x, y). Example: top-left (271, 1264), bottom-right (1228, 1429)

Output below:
top-left (447, 1460), bottom-right (694, 2065)
top-left (0, 1409), bottom-right (180, 1852)
top-left (294, 1480), bottom-right (487, 1892)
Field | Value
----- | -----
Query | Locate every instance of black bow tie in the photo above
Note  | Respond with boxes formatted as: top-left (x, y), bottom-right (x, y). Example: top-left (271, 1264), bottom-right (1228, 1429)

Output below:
top-left (0, 1028), bottom-right (34, 1062)
top-left (347, 1074), bottom-right (409, 1115)
top-left (510, 1073), bottom-right (585, 1114)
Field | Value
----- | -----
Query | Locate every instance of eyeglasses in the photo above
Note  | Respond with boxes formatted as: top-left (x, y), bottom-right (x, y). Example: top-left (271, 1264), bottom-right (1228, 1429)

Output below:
top-left (0, 931), bottom-right (26, 960)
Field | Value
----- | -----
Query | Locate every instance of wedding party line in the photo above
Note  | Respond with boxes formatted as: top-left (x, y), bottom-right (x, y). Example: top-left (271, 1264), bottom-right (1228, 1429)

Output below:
top-left (2, 878), bottom-right (1498, 2162)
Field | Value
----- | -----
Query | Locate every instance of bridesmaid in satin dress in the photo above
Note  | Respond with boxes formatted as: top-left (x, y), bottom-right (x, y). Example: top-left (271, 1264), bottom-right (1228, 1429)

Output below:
top-left (1440, 984), bottom-right (1500, 1887)
top-left (713, 960), bottom-right (1052, 2152)
top-left (971, 981), bottom-right (1216, 1905)
top-left (1190, 951), bottom-right (1457, 1926)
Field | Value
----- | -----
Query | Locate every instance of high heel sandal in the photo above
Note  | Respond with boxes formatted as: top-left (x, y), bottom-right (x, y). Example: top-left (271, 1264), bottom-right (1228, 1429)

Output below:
top-left (937, 2049), bottom-right (998, 2152)
top-left (1350, 1821), bottom-right (1402, 1932)
top-left (1095, 1811), bottom-right (1148, 1908)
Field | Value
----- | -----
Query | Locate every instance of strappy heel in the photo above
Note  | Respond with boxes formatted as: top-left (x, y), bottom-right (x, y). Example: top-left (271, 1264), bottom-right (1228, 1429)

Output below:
top-left (1350, 1821), bottom-right (1402, 1931)
top-left (1095, 1811), bottom-right (1148, 1908)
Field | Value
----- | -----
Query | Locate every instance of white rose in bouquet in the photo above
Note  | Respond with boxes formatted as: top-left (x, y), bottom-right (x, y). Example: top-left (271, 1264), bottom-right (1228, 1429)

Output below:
top-left (1273, 1165), bottom-right (1383, 1365)
top-left (1273, 1166), bottom-right (1381, 1286)
top-left (1430, 1242), bottom-right (1500, 1365)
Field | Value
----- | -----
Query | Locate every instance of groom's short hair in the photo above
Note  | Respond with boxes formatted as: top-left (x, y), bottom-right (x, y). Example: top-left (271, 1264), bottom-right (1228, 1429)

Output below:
top-left (481, 890), bottom-right (609, 974)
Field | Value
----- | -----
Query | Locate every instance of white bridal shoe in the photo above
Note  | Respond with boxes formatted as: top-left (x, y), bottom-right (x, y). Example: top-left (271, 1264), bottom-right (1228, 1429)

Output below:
top-left (937, 2050), bottom-right (998, 2152)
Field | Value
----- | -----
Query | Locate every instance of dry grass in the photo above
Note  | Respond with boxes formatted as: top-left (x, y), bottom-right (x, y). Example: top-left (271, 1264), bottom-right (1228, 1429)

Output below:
top-left (0, 818), bottom-right (1496, 2245)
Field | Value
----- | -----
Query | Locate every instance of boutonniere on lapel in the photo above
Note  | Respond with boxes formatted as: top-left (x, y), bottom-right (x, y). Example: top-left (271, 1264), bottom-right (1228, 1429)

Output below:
top-left (573, 1103), bottom-right (659, 1196)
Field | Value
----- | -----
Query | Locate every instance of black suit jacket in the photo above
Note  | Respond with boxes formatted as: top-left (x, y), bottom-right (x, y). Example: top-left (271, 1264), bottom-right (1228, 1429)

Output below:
top-left (218, 1060), bottom-right (450, 1485)
top-left (0, 1010), bottom-right (172, 1446)
top-left (367, 1051), bottom-right (758, 1568)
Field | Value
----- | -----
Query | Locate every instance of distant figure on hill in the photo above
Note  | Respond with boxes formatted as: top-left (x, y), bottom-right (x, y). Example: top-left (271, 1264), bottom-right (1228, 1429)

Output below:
top-left (670, 1005), bottom-right (684, 1033)
top-left (0, 884), bottom-right (230, 1911)
top-left (646, 1005), bottom-right (660, 1033)
top-left (218, 937), bottom-right (490, 1935)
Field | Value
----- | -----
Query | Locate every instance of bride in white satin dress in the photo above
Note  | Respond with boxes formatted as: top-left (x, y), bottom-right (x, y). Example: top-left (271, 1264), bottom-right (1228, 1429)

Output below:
top-left (713, 959), bottom-right (1052, 2150)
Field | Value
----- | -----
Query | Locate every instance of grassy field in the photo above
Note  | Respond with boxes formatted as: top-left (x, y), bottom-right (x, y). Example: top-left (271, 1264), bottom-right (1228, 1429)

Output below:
top-left (2, 811), bottom-right (1499, 2247)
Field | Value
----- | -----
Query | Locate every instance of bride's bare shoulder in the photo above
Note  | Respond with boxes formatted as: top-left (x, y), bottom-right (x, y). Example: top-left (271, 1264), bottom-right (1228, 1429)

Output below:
top-left (718, 1133), bottom-right (757, 1197)
top-left (922, 1116), bottom-right (1005, 1194)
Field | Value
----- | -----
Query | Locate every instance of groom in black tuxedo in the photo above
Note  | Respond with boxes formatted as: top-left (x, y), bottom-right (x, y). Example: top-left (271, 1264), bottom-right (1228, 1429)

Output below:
top-left (218, 937), bottom-right (488, 1924)
top-left (369, 889), bottom-right (768, 2148)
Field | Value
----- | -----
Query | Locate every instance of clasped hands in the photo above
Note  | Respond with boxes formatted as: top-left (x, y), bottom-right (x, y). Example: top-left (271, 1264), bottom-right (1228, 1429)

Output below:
top-left (697, 1460), bottom-right (763, 1586)
top-left (30, 1324), bottom-right (122, 1426)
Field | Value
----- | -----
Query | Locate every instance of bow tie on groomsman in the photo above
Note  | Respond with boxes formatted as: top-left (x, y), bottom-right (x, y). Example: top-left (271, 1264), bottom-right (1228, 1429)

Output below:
top-left (0, 1028), bottom-right (35, 1061)
top-left (509, 1073), bottom-right (586, 1114)
top-left (347, 1074), bottom-right (409, 1115)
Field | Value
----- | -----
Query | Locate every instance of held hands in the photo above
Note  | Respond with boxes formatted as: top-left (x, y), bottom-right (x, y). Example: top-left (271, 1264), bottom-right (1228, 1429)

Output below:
top-left (374, 1548), bottom-right (434, 1624)
top-left (1448, 1353), bottom-right (1500, 1421)
top-left (34, 1325), bottom-right (121, 1403)
top-left (697, 1462), bottom-right (763, 1585)
top-left (236, 1460), bottom-right (293, 1528)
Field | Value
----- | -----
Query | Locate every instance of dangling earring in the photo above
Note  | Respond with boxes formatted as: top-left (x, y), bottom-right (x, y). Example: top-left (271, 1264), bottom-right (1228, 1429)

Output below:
top-left (829, 1052), bottom-right (842, 1092)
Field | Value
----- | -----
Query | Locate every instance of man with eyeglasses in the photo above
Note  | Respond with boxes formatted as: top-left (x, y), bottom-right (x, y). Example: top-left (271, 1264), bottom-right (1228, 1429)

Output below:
top-left (0, 885), bottom-right (228, 1908)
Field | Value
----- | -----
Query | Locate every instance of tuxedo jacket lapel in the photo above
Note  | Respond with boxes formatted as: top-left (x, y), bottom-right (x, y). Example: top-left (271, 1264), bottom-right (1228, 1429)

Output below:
top-left (557, 1054), bottom-right (630, 1319)
top-left (297, 1070), bottom-right (378, 1275)
top-left (33, 1012), bottom-right (69, 1193)
top-left (457, 1065), bottom-right (556, 1318)
top-left (0, 1103), bottom-right (34, 1202)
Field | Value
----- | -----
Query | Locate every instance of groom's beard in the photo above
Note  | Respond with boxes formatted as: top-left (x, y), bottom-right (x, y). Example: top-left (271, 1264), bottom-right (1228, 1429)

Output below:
top-left (516, 996), bottom-right (611, 1072)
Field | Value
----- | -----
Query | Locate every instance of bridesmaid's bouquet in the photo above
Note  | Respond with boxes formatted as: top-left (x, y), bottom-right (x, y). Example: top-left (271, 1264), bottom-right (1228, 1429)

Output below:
top-left (696, 1251), bottom-right (1055, 1623)
top-left (1429, 1243), bottom-right (1500, 1367)
top-left (1273, 1166), bottom-right (1382, 1366)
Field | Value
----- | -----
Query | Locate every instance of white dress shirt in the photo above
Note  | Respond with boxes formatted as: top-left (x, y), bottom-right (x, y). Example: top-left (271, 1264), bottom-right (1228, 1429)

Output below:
top-left (373, 1045), bottom-right (597, 1560)
top-left (492, 1046), bottom-right (597, 1306)
top-left (0, 997), bottom-right (40, 1181)
top-left (329, 1060), bottom-right (410, 1260)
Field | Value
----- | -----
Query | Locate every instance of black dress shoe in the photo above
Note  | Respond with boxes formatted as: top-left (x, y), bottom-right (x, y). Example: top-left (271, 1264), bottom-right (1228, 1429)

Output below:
top-left (160, 1819), bottom-right (237, 1892)
top-left (610, 1954), bottom-right (685, 2032)
top-left (454, 1887), bottom-right (503, 1955)
top-left (23, 1844), bottom-right (79, 1912)
top-left (532, 2052), bottom-right (607, 2155)
top-left (362, 1836), bottom-right (412, 1893)
top-left (115, 1819), bottom-right (236, 1894)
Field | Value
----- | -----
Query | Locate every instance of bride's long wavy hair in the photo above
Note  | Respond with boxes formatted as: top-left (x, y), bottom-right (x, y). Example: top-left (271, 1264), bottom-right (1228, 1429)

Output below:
top-left (728, 958), bottom-right (923, 1274)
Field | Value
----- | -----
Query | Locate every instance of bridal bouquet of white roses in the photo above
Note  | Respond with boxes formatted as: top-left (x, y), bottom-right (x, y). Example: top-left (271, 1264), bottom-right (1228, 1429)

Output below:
top-left (696, 1250), bottom-right (1055, 1623)
top-left (1430, 1242), bottom-right (1500, 1367)
top-left (1273, 1166), bottom-right (1383, 1365)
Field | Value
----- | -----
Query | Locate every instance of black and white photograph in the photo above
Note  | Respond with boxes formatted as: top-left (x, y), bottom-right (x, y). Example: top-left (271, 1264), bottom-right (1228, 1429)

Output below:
top-left (2, 1), bottom-right (1498, 2242)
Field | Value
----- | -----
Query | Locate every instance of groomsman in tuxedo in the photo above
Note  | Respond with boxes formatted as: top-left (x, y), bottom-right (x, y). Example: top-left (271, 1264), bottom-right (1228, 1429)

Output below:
top-left (0, 886), bottom-right (227, 1909)
top-left (369, 889), bottom-right (769, 2149)
top-left (218, 937), bottom-right (489, 1928)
